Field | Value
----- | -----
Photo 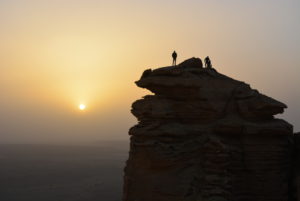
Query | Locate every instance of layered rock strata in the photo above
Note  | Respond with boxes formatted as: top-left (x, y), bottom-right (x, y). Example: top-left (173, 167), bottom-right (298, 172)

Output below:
top-left (123, 58), bottom-right (294, 201)
top-left (294, 132), bottom-right (300, 201)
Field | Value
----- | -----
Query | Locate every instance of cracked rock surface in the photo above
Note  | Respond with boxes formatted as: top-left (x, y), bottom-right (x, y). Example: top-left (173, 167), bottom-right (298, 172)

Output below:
top-left (123, 58), bottom-right (294, 201)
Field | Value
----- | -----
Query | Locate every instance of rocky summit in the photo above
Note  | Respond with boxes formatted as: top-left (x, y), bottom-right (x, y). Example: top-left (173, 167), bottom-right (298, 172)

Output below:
top-left (123, 58), bottom-right (294, 201)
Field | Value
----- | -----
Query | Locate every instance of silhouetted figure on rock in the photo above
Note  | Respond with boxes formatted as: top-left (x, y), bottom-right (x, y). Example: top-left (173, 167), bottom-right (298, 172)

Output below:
top-left (172, 51), bottom-right (177, 66)
top-left (205, 56), bottom-right (212, 68)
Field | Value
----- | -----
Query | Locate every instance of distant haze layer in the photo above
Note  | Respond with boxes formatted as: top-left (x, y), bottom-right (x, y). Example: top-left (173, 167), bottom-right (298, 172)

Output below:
top-left (0, 0), bottom-right (299, 143)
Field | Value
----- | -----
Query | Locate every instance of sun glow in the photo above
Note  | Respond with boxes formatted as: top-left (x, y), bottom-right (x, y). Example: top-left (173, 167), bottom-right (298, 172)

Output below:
top-left (79, 104), bottom-right (86, 110)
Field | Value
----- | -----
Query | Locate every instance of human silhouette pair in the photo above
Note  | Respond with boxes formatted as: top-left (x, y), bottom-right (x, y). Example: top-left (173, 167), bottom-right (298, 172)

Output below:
top-left (172, 51), bottom-right (212, 68)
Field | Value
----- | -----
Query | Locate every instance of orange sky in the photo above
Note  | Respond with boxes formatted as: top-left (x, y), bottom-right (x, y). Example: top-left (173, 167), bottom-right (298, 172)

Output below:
top-left (0, 0), bottom-right (299, 143)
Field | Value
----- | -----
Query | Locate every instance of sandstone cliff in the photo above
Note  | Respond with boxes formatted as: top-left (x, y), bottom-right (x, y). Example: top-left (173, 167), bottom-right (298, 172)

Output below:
top-left (294, 132), bottom-right (300, 201)
top-left (123, 58), bottom-right (294, 201)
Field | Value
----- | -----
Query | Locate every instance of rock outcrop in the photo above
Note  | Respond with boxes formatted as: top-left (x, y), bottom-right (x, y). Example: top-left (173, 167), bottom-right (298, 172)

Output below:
top-left (123, 58), bottom-right (294, 201)
top-left (294, 132), bottom-right (300, 201)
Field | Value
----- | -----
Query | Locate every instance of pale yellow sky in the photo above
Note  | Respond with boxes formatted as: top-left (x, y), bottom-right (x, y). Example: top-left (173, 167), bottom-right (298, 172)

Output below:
top-left (0, 0), bottom-right (299, 143)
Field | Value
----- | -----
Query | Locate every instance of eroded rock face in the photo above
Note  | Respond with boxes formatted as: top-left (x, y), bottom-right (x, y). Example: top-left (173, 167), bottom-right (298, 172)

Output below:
top-left (123, 58), bottom-right (293, 201)
top-left (294, 132), bottom-right (300, 201)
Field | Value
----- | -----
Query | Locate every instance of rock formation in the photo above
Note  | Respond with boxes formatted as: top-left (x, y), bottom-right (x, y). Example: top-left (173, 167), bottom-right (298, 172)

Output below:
top-left (123, 58), bottom-right (294, 201)
top-left (294, 132), bottom-right (300, 200)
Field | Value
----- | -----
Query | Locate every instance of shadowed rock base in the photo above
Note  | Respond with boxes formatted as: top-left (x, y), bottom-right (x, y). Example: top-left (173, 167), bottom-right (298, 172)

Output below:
top-left (123, 58), bottom-right (294, 201)
top-left (294, 132), bottom-right (300, 201)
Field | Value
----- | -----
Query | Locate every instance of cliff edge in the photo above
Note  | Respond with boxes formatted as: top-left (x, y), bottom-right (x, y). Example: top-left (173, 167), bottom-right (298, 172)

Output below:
top-left (123, 58), bottom-right (294, 201)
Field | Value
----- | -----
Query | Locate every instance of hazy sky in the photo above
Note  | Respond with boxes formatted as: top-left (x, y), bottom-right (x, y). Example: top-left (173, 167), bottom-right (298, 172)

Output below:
top-left (0, 0), bottom-right (299, 143)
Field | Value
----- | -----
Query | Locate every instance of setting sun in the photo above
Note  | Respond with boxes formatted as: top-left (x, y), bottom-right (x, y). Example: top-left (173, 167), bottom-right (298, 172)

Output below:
top-left (79, 104), bottom-right (86, 110)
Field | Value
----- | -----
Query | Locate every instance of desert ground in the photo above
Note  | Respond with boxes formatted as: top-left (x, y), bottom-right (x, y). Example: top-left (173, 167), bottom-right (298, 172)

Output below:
top-left (0, 141), bottom-right (129, 201)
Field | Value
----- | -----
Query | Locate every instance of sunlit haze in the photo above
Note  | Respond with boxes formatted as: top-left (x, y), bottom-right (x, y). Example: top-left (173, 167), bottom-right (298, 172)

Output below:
top-left (79, 104), bottom-right (86, 111)
top-left (0, 0), bottom-right (299, 143)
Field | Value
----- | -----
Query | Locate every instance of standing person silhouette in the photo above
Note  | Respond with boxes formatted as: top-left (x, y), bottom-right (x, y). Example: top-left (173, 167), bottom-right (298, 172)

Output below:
top-left (205, 56), bottom-right (212, 68)
top-left (172, 51), bottom-right (177, 66)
